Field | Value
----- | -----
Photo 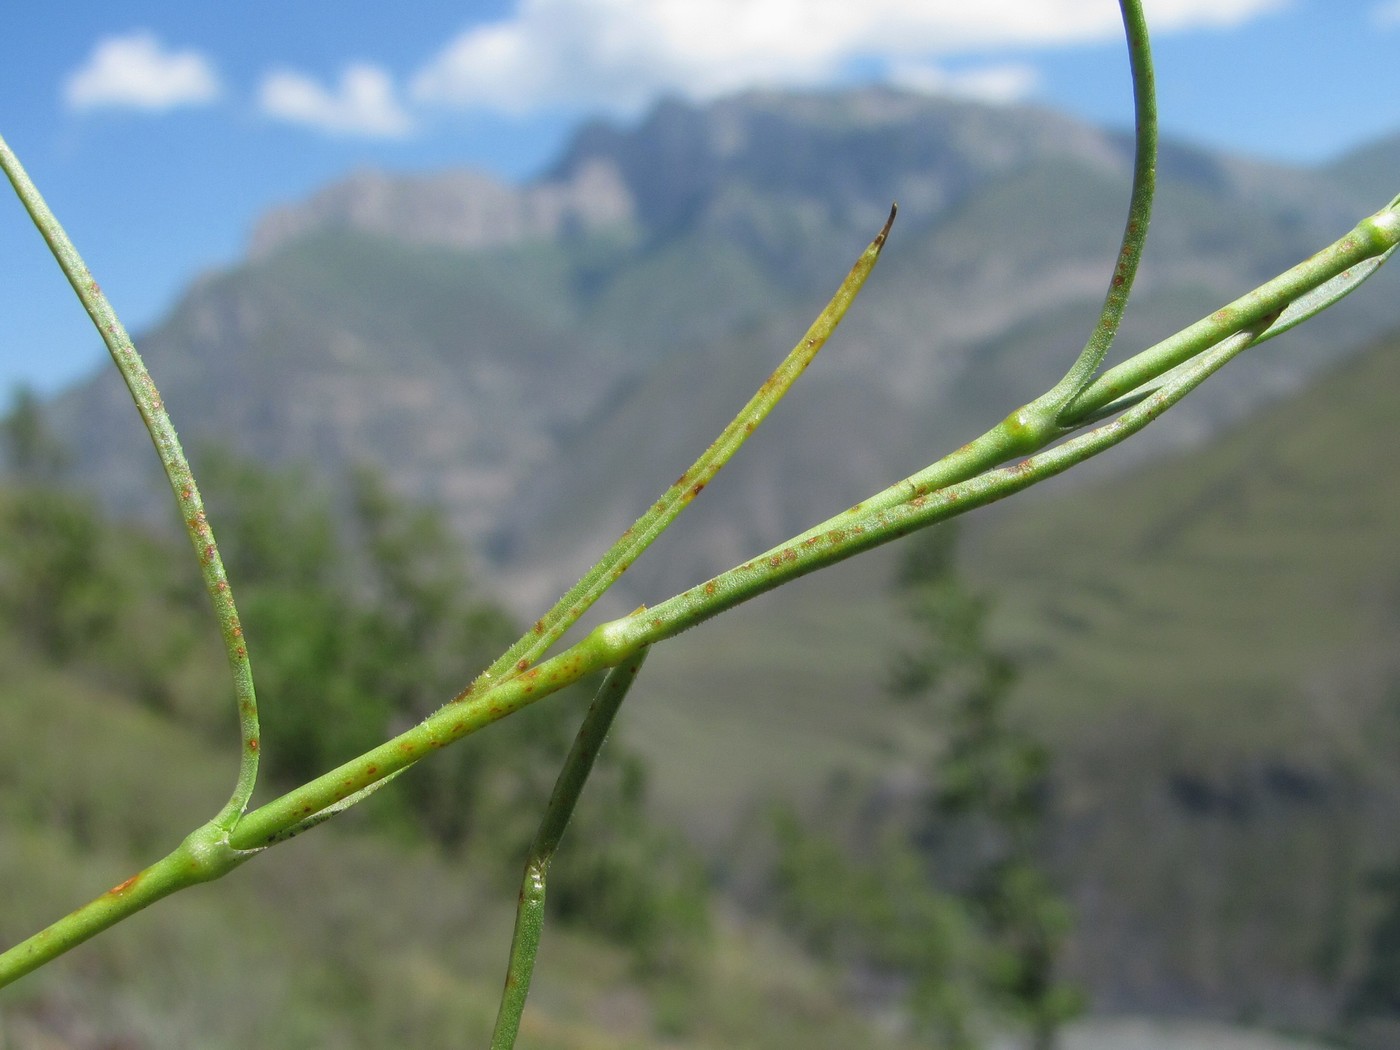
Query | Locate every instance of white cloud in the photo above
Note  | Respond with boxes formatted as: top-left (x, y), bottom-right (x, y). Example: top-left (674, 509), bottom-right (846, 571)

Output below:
top-left (1374, 0), bottom-right (1400, 25)
top-left (411, 0), bottom-right (1288, 115)
top-left (887, 62), bottom-right (1041, 104)
top-left (259, 64), bottom-right (415, 138)
top-left (65, 31), bottom-right (221, 112)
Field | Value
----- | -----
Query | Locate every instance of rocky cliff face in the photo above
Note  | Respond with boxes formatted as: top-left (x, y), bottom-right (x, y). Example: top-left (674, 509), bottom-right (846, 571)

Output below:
top-left (249, 157), bottom-right (636, 259)
top-left (551, 89), bottom-right (1130, 236)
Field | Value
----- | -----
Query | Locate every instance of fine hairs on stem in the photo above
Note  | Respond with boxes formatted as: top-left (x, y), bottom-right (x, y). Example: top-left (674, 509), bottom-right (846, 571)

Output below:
top-left (1, 0), bottom-right (1399, 1043)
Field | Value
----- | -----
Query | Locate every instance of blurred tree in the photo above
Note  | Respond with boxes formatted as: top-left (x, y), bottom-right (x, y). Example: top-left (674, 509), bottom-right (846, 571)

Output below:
top-left (1347, 867), bottom-right (1400, 1021)
top-left (771, 800), bottom-right (981, 1046)
top-left (893, 523), bottom-right (1082, 1050)
top-left (770, 523), bottom-right (1080, 1046)
top-left (1, 385), bottom-right (68, 483)
top-left (0, 487), bottom-right (114, 663)
top-left (0, 480), bottom-right (206, 709)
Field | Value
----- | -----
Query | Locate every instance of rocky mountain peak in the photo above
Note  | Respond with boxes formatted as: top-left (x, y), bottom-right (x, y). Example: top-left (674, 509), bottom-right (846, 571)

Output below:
top-left (547, 86), bottom-right (1131, 236)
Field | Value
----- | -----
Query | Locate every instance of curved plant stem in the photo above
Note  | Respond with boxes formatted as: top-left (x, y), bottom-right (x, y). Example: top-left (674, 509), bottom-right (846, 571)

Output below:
top-left (723, 0), bottom-right (1157, 555)
top-left (490, 649), bottom-right (650, 1050)
top-left (1035, 0), bottom-right (1157, 417)
top-left (0, 133), bottom-right (261, 831)
top-left (768, 201), bottom-right (1400, 558)
top-left (1063, 204), bottom-right (1400, 421)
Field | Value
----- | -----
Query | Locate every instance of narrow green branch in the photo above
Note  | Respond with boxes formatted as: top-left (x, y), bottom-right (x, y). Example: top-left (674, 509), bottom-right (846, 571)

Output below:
top-left (1063, 205), bottom-right (1400, 422)
top-left (193, 197), bottom-right (1400, 860)
top-left (762, 201), bottom-right (1400, 560)
top-left (720, 1), bottom-right (1156, 557)
top-left (1225, 191), bottom-right (1400, 347)
top-left (241, 207), bottom-right (895, 842)
top-left (261, 769), bottom-right (409, 845)
top-left (490, 649), bottom-right (651, 1050)
top-left (463, 206), bottom-right (897, 694)
top-left (609, 315), bottom-right (1279, 651)
top-left (1036, 0), bottom-right (1157, 415)
top-left (0, 821), bottom-right (259, 989)
top-left (226, 630), bottom-right (622, 850)
top-left (0, 133), bottom-right (260, 828)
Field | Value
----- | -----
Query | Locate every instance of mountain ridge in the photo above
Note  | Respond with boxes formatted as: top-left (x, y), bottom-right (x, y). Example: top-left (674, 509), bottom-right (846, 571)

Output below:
top-left (41, 85), bottom-right (1400, 611)
top-left (246, 86), bottom-right (1382, 268)
top-left (248, 157), bottom-right (636, 260)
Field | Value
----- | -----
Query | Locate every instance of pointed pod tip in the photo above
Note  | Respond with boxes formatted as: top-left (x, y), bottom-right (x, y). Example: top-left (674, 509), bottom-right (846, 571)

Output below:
top-left (875, 203), bottom-right (898, 248)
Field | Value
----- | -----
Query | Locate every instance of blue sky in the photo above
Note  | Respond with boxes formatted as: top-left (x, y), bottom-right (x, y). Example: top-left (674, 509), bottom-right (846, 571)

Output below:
top-left (2, 0), bottom-right (1399, 398)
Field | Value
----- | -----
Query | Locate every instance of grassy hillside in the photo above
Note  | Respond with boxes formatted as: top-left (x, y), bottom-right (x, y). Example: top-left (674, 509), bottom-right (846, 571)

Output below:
top-left (965, 327), bottom-right (1400, 1023)
top-left (598, 325), bottom-right (1400, 1033)
top-left (11, 330), bottom-right (1400, 1043)
top-left (615, 322), bottom-right (1400, 821)
top-left (0, 637), bottom-right (942, 1050)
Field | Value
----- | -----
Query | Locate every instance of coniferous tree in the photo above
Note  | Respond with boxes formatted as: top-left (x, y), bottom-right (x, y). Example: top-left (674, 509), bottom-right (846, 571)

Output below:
top-left (1, 385), bottom-right (68, 483)
top-left (893, 524), bottom-right (1082, 1050)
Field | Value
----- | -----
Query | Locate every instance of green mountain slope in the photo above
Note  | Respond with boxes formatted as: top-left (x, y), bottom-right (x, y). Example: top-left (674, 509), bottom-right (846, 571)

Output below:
top-left (978, 323), bottom-right (1400, 749)
top-left (0, 649), bottom-right (940, 1050)
top-left (604, 327), bottom-right (1400, 1030)
top-left (43, 88), bottom-right (1400, 610)
top-left (967, 327), bottom-right (1400, 1021)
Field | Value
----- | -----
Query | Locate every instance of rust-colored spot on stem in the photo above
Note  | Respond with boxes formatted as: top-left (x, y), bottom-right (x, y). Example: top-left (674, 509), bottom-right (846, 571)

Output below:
top-left (109, 874), bottom-right (141, 896)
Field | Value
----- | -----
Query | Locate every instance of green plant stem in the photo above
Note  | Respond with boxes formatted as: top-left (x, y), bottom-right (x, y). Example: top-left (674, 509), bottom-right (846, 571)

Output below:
top-left (263, 207), bottom-right (895, 837)
top-left (225, 623), bottom-right (630, 850)
top-left (1065, 205), bottom-right (1400, 420)
top-left (766, 202), bottom-right (1400, 557)
top-left (232, 209), bottom-right (1400, 850)
top-left (0, 821), bottom-right (257, 988)
top-left (464, 206), bottom-right (897, 694)
top-left (490, 649), bottom-right (650, 1050)
top-left (3, 194), bottom-right (1396, 994)
top-left (0, 132), bottom-right (260, 828)
top-left (1244, 190), bottom-right (1400, 348)
top-left (631, 314), bottom-right (1278, 640)
top-left (1035, 0), bottom-right (1156, 414)
top-left (729, 0), bottom-right (1155, 557)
